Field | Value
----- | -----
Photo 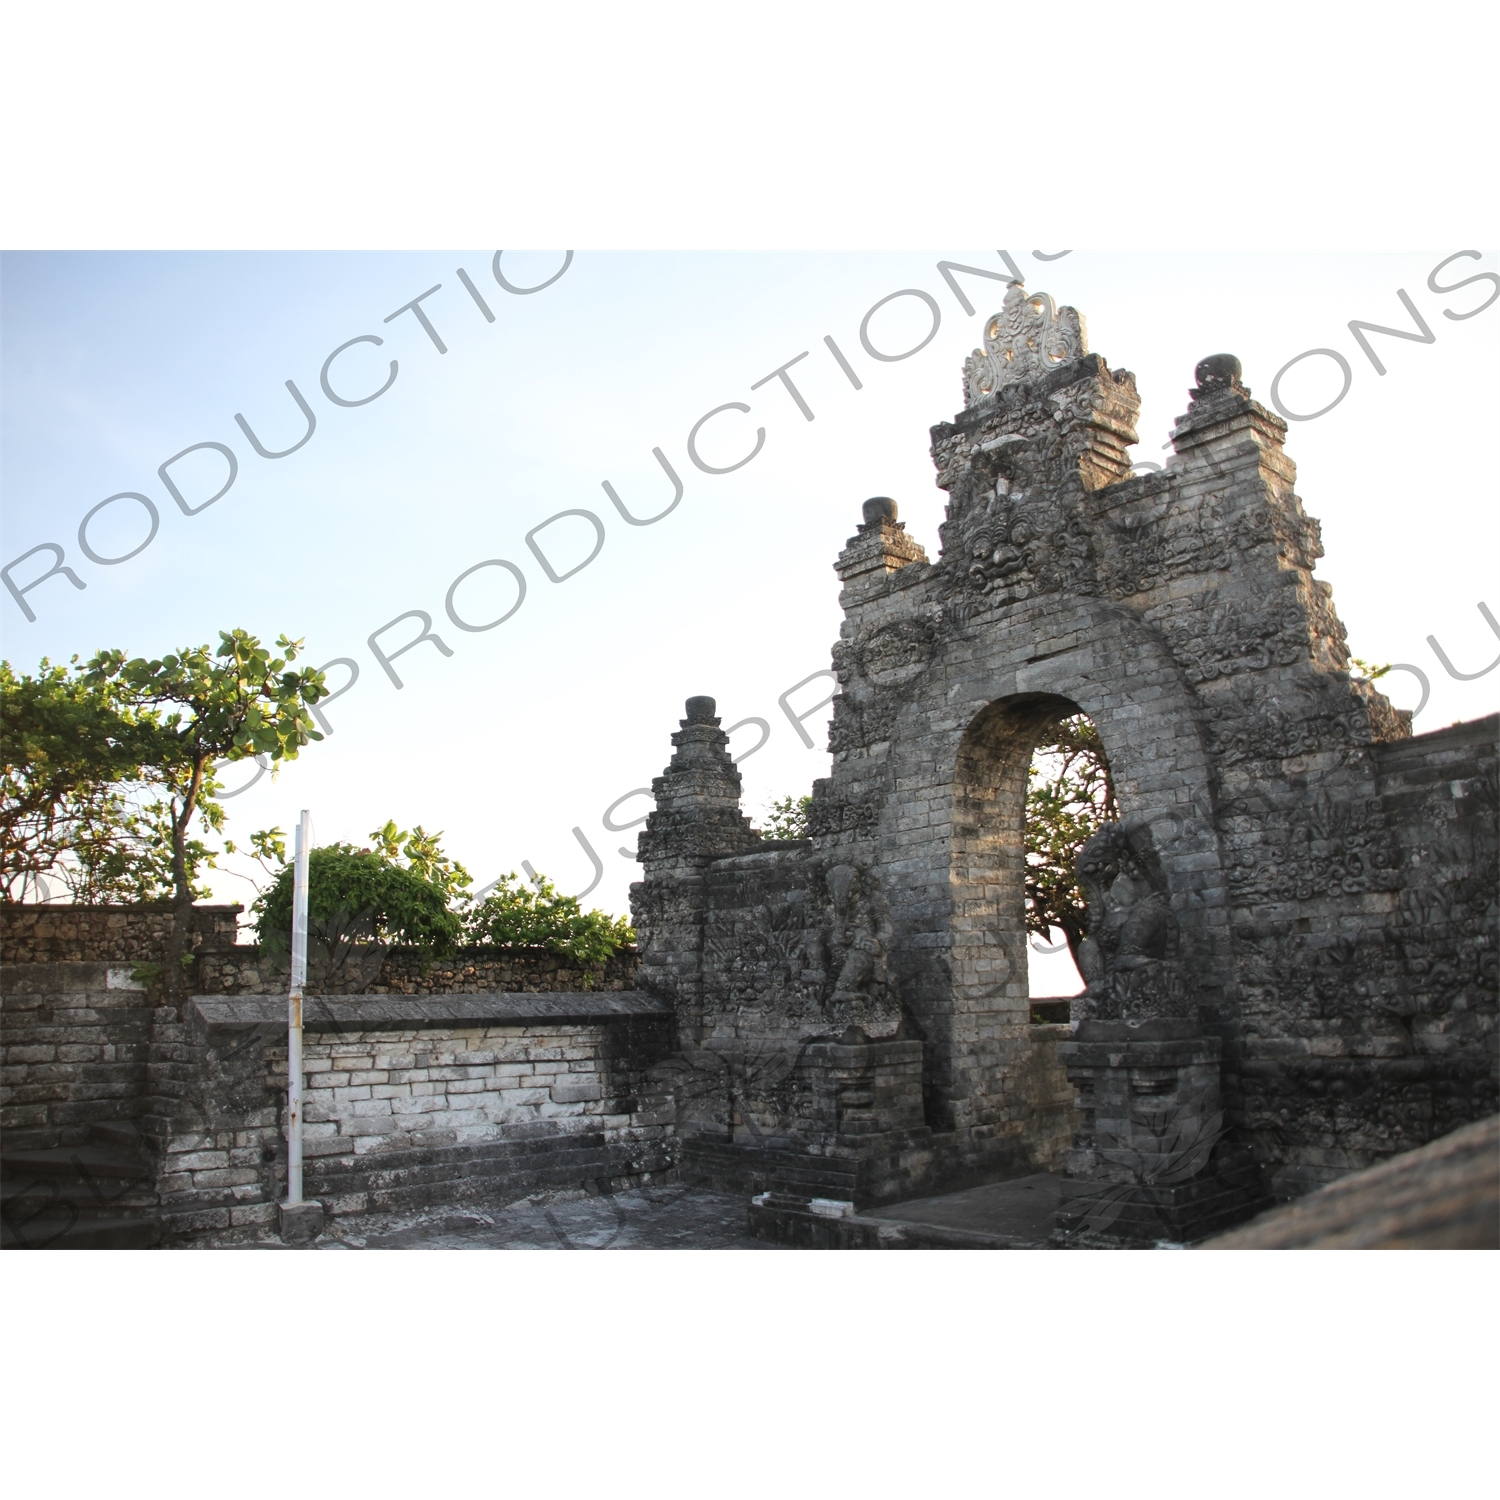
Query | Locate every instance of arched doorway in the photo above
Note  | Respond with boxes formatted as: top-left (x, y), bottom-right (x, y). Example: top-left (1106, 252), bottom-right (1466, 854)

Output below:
top-left (1023, 711), bottom-right (1117, 1015)
top-left (951, 692), bottom-right (1090, 1027)
top-left (941, 691), bottom-right (1117, 1165)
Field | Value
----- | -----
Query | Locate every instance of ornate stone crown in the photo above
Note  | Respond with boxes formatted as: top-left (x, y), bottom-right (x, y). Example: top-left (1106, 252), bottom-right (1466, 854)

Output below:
top-left (962, 283), bottom-right (1088, 405)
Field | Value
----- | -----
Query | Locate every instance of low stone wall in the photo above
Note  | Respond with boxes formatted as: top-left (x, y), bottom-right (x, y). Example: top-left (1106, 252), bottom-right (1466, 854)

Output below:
top-left (1, 904), bottom-right (242, 965)
top-left (2, 962), bottom-right (157, 1147)
top-left (2, 915), bottom-right (644, 1241)
top-left (373, 947), bottom-right (638, 993)
top-left (1, 962), bottom-right (677, 1245)
top-left (193, 944), bottom-right (639, 996)
top-left (159, 994), bottom-right (677, 1240)
top-left (1, 904), bottom-right (641, 996)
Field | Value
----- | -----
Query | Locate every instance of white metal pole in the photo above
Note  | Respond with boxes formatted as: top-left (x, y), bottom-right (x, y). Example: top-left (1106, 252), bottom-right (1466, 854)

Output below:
top-left (287, 809), bottom-right (312, 1206)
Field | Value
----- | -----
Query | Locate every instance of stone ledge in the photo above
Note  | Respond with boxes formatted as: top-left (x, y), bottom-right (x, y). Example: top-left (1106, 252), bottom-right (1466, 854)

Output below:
top-left (1372, 712), bottom-right (1497, 778)
top-left (2, 963), bottom-right (152, 996)
top-left (189, 992), bottom-right (672, 1032)
top-left (1203, 1115), bottom-right (1499, 1249)
top-left (747, 1196), bottom-right (1044, 1250)
top-left (709, 840), bottom-right (812, 868)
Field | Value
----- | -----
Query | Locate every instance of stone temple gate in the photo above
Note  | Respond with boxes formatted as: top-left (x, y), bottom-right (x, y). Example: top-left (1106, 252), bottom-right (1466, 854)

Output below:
top-left (631, 284), bottom-right (1498, 1240)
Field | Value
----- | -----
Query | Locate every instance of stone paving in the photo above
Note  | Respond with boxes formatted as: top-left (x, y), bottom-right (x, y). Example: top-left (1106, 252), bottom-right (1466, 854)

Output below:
top-left (221, 1175), bottom-right (1070, 1250)
top-left (858, 1172), bottom-right (1062, 1244)
top-left (221, 1184), bottom-right (782, 1250)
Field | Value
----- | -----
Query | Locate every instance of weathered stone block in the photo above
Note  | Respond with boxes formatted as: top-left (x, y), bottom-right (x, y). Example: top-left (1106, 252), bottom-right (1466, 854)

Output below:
top-left (279, 1200), bottom-right (324, 1245)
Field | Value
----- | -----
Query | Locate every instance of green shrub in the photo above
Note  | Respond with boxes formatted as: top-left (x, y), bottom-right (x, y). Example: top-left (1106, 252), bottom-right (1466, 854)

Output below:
top-left (464, 873), bottom-right (634, 968)
top-left (253, 843), bottom-right (462, 956)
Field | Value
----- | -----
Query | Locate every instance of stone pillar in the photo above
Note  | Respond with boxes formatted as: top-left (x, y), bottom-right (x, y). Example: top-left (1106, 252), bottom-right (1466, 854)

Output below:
top-left (1161, 353), bottom-right (1411, 1179)
top-left (1164, 351), bottom-right (1404, 730)
top-left (768, 1024), bottom-right (930, 1205)
top-left (1056, 1020), bottom-right (1265, 1242)
top-left (1055, 819), bottom-right (1271, 1242)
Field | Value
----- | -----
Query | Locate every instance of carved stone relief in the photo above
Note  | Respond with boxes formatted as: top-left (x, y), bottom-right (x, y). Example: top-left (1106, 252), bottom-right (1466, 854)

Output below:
top-left (962, 284), bottom-right (1088, 404)
top-left (1075, 822), bottom-right (1193, 1024)
top-left (699, 856), bottom-right (898, 1025)
top-left (1160, 587), bottom-right (1317, 684)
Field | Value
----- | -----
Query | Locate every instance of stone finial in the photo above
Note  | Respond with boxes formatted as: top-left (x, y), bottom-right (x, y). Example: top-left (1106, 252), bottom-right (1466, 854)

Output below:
top-left (639, 691), bottom-right (760, 869)
top-left (962, 284), bottom-right (1088, 405)
top-left (1170, 350), bottom-right (1285, 458)
top-left (1189, 353), bottom-right (1250, 403)
top-left (837, 495), bottom-right (927, 586)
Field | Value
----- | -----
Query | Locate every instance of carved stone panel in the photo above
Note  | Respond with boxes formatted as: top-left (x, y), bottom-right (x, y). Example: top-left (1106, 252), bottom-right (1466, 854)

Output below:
top-left (963, 285), bottom-right (1087, 404)
top-left (1074, 822), bottom-right (1194, 1025)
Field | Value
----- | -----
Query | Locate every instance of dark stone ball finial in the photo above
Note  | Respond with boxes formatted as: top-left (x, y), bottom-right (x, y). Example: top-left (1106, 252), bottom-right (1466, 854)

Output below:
top-left (861, 496), bottom-right (898, 528)
top-left (684, 695), bottom-right (717, 723)
top-left (1193, 353), bottom-right (1243, 392)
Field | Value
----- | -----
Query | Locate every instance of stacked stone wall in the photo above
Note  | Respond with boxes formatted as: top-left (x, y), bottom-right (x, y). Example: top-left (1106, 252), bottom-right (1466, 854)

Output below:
top-left (192, 943), bottom-right (639, 996)
top-left (1235, 717), bottom-right (1498, 1195)
top-left (150, 997), bottom-right (677, 1240)
top-left (2, 903), bottom-right (639, 996)
top-left (2, 963), bottom-right (676, 1244)
top-left (2, 904), bottom-right (241, 965)
top-left (2, 963), bottom-right (156, 1150)
top-left (3, 904), bottom-right (649, 1246)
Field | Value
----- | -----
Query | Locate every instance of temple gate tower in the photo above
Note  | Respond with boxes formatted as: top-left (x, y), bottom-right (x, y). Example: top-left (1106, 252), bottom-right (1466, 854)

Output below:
top-left (632, 283), bottom-right (1497, 1237)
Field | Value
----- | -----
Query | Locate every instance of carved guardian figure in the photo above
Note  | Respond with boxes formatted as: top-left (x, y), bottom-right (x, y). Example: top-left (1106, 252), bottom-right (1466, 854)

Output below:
top-left (1074, 822), bottom-right (1190, 1024)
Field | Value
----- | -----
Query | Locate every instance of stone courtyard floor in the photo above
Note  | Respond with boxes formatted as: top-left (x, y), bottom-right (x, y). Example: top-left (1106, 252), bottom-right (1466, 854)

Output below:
top-left (223, 1183), bottom-right (781, 1250)
top-left (856, 1172), bottom-right (1063, 1244)
top-left (217, 1173), bottom-right (1085, 1250)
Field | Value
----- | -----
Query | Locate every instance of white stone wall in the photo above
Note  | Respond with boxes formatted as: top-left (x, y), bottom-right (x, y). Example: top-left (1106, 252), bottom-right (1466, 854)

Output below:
top-left (149, 998), bottom-right (677, 1240)
top-left (268, 1024), bottom-right (648, 1160)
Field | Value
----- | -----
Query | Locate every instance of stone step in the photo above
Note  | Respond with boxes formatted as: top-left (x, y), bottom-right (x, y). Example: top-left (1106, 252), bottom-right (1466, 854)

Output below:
top-left (748, 1195), bottom-right (1049, 1249)
top-left (1, 1210), bottom-right (161, 1250)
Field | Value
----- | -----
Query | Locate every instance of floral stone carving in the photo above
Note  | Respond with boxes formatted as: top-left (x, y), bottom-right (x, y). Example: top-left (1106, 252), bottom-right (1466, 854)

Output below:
top-left (962, 284), bottom-right (1087, 405)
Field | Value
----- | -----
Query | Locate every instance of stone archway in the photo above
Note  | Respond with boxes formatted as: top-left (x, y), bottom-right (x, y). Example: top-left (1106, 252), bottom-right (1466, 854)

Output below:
top-left (634, 299), bottom-right (1482, 1228)
top-left (950, 691), bottom-right (1086, 1035)
top-left (943, 690), bottom-right (1093, 1165)
top-left (866, 595), bottom-right (1235, 1159)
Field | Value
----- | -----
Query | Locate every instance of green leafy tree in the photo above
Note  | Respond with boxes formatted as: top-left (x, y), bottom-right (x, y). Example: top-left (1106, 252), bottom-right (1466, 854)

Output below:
top-left (83, 630), bottom-right (328, 987)
top-left (761, 794), bottom-right (812, 840)
top-left (1, 657), bottom-right (180, 903)
top-left (464, 873), bottom-right (634, 969)
top-left (1026, 714), bottom-right (1118, 967)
